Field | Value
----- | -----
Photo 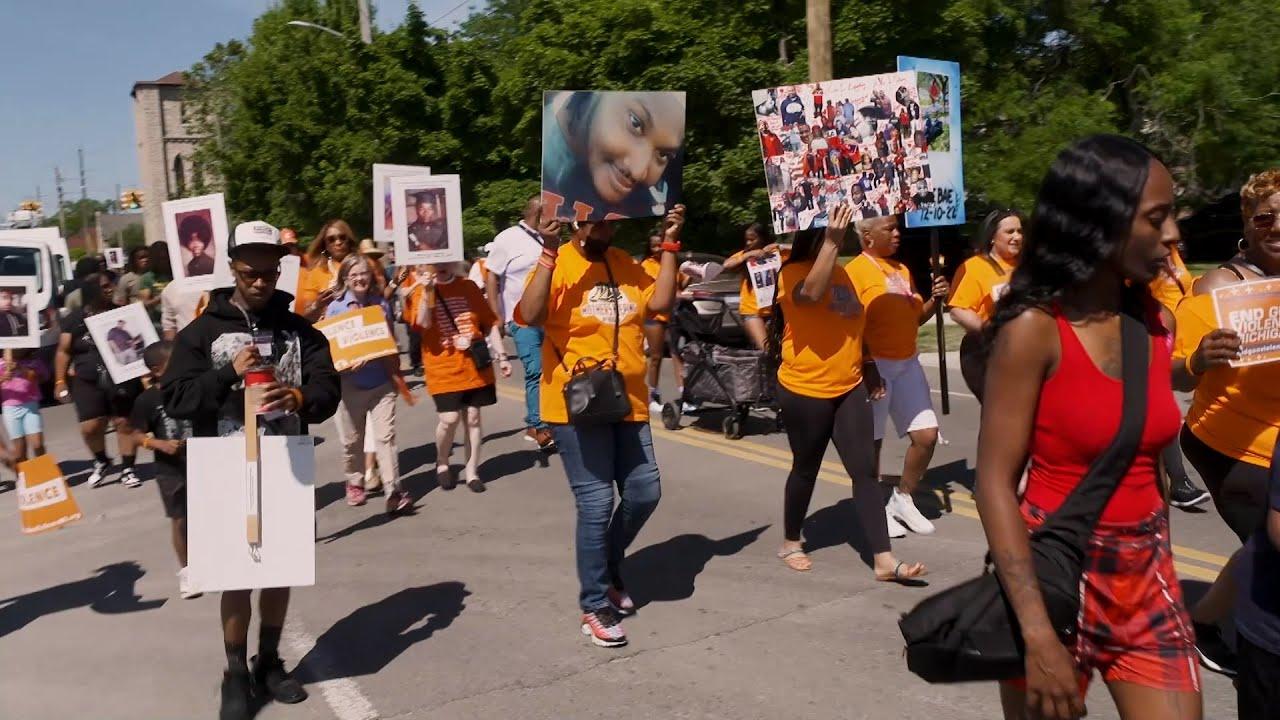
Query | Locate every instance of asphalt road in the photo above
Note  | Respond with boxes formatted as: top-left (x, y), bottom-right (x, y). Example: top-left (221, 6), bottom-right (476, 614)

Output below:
top-left (0, 353), bottom-right (1242, 719)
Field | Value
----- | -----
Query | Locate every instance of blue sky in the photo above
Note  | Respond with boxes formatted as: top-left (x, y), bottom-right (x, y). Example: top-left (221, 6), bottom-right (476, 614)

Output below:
top-left (0, 0), bottom-right (472, 218)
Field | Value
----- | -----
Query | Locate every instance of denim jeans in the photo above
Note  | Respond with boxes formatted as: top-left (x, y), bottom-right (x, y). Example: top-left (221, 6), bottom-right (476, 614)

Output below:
top-left (507, 321), bottom-right (545, 429)
top-left (551, 421), bottom-right (662, 612)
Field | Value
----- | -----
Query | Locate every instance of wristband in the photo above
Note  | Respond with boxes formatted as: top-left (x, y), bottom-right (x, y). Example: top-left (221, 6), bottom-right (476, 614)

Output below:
top-left (287, 388), bottom-right (304, 412)
top-left (538, 257), bottom-right (556, 271)
top-left (660, 241), bottom-right (682, 253)
top-left (541, 246), bottom-right (559, 259)
top-left (55, 378), bottom-right (66, 386)
top-left (1184, 353), bottom-right (1202, 377)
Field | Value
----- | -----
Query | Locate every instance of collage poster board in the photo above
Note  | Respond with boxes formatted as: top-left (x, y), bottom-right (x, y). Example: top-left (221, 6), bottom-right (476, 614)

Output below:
top-left (0, 277), bottom-right (39, 349)
top-left (541, 90), bottom-right (687, 222)
top-left (162, 193), bottom-right (231, 282)
top-left (84, 302), bottom-right (161, 384)
top-left (17, 454), bottom-right (81, 534)
top-left (752, 72), bottom-right (933, 234)
top-left (372, 163), bottom-right (431, 245)
top-left (314, 305), bottom-right (399, 372)
top-left (1212, 278), bottom-right (1280, 367)
top-left (187, 435), bottom-right (316, 592)
top-left (897, 56), bottom-right (965, 228)
top-left (388, 174), bottom-right (464, 265)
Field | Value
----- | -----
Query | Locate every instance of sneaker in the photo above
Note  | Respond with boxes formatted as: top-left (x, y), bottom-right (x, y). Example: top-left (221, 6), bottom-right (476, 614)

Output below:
top-left (649, 399), bottom-right (664, 415)
top-left (219, 668), bottom-right (252, 720)
top-left (887, 489), bottom-right (936, 535)
top-left (580, 607), bottom-right (628, 648)
top-left (178, 567), bottom-right (202, 600)
top-left (87, 460), bottom-right (110, 488)
top-left (885, 506), bottom-right (907, 539)
top-left (251, 654), bottom-right (308, 704)
top-left (121, 468), bottom-right (142, 488)
top-left (345, 483), bottom-right (366, 506)
top-left (535, 428), bottom-right (556, 451)
top-left (1170, 476), bottom-right (1211, 509)
top-left (524, 427), bottom-right (539, 443)
top-left (386, 489), bottom-right (412, 516)
top-left (606, 587), bottom-right (636, 617)
top-left (1193, 621), bottom-right (1238, 677)
top-left (436, 465), bottom-right (457, 491)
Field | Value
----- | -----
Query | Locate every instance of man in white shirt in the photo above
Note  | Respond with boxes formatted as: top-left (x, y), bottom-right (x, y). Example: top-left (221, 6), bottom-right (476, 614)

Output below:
top-left (485, 196), bottom-right (554, 450)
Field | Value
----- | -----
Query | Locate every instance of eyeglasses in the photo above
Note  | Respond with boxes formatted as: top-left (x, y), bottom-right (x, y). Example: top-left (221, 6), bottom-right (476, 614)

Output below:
top-left (1252, 212), bottom-right (1277, 231)
top-left (232, 266), bottom-right (280, 281)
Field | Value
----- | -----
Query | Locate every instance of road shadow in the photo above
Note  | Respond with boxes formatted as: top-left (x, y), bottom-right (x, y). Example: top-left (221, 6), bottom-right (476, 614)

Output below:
top-left (802, 499), bottom-right (876, 567)
top-left (686, 407), bottom-right (782, 439)
top-left (62, 459), bottom-right (94, 488)
top-left (625, 526), bottom-right (770, 608)
top-left (483, 426), bottom-right (527, 444)
top-left (0, 561), bottom-right (166, 638)
top-left (294, 581), bottom-right (469, 683)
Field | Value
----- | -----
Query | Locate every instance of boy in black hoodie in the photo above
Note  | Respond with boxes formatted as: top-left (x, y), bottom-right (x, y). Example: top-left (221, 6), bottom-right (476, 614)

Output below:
top-left (162, 221), bottom-right (339, 720)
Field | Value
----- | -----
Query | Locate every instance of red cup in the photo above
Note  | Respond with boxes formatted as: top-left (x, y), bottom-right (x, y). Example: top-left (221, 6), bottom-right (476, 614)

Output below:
top-left (245, 367), bottom-right (275, 387)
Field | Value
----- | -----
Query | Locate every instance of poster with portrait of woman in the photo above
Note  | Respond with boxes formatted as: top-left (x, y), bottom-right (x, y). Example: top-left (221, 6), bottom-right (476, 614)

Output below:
top-left (372, 163), bottom-right (431, 245)
top-left (540, 91), bottom-right (686, 223)
top-left (162, 193), bottom-right (230, 281)
top-left (0, 277), bottom-right (39, 349)
top-left (388, 175), bottom-right (463, 266)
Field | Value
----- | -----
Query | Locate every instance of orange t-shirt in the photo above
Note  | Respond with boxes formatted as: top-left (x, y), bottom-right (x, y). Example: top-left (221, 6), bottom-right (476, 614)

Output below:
top-left (1149, 246), bottom-right (1193, 313)
top-left (640, 256), bottom-right (669, 323)
top-left (1174, 293), bottom-right (1280, 468)
top-left (948, 254), bottom-right (1015, 323)
top-left (775, 259), bottom-right (865, 398)
top-left (295, 259), bottom-right (338, 316)
top-left (405, 276), bottom-right (498, 395)
top-left (514, 243), bottom-right (655, 424)
top-left (737, 248), bottom-right (789, 318)
top-left (846, 253), bottom-right (922, 360)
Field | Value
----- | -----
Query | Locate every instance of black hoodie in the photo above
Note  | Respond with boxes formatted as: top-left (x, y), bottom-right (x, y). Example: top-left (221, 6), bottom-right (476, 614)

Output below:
top-left (162, 287), bottom-right (339, 437)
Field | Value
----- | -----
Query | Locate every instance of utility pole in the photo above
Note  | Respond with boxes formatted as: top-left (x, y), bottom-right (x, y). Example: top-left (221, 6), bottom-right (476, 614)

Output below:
top-left (78, 147), bottom-right (95, 251)
top-left (805, 0), bottom-right (832, 82)
top-left (357, 0), bottom-right (372, 44)
top-left (54, 167), bottom-right (67, 237)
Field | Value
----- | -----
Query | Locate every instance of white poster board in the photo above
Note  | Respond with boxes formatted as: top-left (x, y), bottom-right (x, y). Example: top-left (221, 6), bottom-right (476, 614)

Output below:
top-left (372, 164), bottom-right (431, 245)
top-left (187, 435), bottom-right (316, 593)
top-left (0, 277), bottom-right (40, 349)
top-left (162, 193), bottom-right (231, 281)
top-left (389, 174), bottom-right (464, 265)
top-left (277, 255), bottom-right (302, 314)
top-left (84, 302), bottom-right (160, 383)
top-left (746, 252), bottom-right (782, 311)
top-left (103, 247), bottom-right (125, 270)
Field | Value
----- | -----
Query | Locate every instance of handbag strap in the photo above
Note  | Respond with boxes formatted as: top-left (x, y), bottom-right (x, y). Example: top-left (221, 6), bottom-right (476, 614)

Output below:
top-left (548, 253), bottom-right (622, 373)
top-left (1032, 298), bottom-right (1150, 550)
top-left (434, 286), bottom-right (463, 336)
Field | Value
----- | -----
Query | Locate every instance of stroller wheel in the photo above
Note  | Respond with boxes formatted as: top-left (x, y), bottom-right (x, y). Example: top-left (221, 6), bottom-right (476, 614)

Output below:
top-left (661, 402), bottom-right (681, 430)
top-left (723, 415), bottom-right (743, 440)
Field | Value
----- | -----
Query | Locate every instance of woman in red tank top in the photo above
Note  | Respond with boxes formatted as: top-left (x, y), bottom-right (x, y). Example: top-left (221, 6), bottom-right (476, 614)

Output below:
top-left (975, 136), bottom-right (1202, 720)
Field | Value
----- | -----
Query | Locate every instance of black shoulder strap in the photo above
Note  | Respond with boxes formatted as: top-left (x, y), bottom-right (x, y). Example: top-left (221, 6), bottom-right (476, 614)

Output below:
top-left (1035, 301), bottom-right (1150, 548)
top-left (980, 253), bottom-right (1006, 277)
top-left (546, 253), bottom-right (622, 372)
top-left (1218, 262), bottom-right (1247, 281)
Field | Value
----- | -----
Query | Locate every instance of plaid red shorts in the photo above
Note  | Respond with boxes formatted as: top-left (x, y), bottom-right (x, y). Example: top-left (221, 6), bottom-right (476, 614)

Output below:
top-left (1007, 502), bottom-right (1201, 694)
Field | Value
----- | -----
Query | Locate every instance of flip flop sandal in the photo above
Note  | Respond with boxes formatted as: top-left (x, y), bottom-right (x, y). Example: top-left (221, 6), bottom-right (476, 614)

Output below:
top-left (876, 560), bottom-right (927, 583)
top-left (777, 548), bottom-right (812, 572)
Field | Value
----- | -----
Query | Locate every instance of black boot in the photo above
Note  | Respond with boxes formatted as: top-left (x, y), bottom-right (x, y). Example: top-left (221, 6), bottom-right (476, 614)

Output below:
top-left (251, 654), bottom-right (308, 704)
top-left (219, 669), bottom-right (252, 720)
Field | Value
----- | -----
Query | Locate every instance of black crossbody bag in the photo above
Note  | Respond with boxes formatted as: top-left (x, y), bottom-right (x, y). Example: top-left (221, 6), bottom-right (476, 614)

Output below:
top-left (550, 258), bottom-right (631, 426)
top-left (899, 302), bottom-right (1149, 683)
top-left (436, 289), bottom-right (493, 371)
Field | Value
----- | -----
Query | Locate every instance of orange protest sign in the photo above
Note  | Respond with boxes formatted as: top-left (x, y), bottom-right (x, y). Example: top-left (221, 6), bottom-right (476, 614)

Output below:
top-left (16, 454), bottom-right (81, 534)
top-left (1212, 278), bottom-right (1280, 367)
top-left (314, 306), bottom-right (399, 372)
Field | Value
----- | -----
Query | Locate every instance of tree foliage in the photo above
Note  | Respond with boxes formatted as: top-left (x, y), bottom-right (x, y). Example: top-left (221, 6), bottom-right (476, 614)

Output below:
top-left (188, 0), bottom-right (1280, 255)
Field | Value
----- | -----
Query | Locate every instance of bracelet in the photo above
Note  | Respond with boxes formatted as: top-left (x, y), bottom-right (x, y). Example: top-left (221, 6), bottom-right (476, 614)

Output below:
top-left (286, 388), bottom-right (304, 411)
top-left (1184, 353), bottom-right (1202, 377)
top-left (141, 434), bottom-right (154, 450)
top-left (660, 241), bottom-right (682, 253)
top-left (541, 246), bottom-right (559, 259)
top-left (538, 257), bottom-right (556, 271)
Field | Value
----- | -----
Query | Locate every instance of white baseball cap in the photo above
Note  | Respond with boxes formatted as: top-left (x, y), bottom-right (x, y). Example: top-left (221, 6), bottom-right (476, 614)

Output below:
top-left (228, 221), bottom-right (289, 260)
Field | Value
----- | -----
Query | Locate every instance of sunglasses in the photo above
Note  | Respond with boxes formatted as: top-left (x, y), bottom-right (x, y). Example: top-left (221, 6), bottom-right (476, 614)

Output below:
top-left (233, 266), bottom-right (280, 281)
top-left (325, 234), bottom-right (352, 244)
top-left (1252, 212), bottom-right (1277, 231)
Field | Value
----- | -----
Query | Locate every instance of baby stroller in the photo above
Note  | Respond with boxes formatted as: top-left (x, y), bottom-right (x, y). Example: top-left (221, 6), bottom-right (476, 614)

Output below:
top-left (660, 293), bottom-right (779, 439)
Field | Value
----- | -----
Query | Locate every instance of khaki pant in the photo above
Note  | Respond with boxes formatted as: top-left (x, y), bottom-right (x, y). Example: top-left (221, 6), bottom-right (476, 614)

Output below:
top-left (334, 378), bottom-right (399, 490)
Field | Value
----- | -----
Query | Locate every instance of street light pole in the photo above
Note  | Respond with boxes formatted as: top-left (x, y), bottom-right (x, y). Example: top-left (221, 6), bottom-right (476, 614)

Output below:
top-left (806, 0), bottom-right (832, 82)
top-left (357, 0), bottom-right (372, 45)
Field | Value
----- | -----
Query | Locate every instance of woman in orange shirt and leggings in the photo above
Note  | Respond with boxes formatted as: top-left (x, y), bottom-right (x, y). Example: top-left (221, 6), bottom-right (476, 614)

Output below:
top-left (770, 204), bottom-right (926, 582)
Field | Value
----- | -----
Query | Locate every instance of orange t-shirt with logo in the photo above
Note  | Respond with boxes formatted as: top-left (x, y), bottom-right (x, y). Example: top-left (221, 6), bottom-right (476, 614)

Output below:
top-left (1149, 246), bottom-right (1193, 313)
top-left (1174, 293), bottom-right (1280, 468)
top-left (846, 253), bottom-right (922, 360)
top-left (640, 256), bottom-right (670, 324)
top-left (775, 259), bottom-right (865, 398)
top-left (405, 276), bottom-right (498, 395)
top-left (515, 243), bottom-right (656, 423)
top-left (948, 254), bottom-right (1014, 323)
top-left (295, 259), bottom-right (337, 317)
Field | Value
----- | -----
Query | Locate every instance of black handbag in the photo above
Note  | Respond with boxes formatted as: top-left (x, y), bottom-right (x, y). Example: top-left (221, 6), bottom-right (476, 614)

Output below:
top-left (436, 288), bottom-right (493, 371)
top-left (552, 258), bottom-right (632, 426)
top-left (898, 303), bottom-right (1150, 683)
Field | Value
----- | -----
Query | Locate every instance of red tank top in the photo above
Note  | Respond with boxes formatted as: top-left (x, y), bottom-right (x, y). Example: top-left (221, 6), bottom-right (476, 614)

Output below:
top-left (1023, 310), bottom-right (1180, 523)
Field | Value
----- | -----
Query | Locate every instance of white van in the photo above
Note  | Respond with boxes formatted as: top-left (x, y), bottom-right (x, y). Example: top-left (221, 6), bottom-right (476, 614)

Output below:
top-left (0, 229), bottom-right (66, 348)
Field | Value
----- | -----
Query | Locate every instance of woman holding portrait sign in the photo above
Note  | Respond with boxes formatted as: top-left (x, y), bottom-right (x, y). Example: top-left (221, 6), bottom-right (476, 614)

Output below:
top-left (1171, 168), bottom-right (1280, 684)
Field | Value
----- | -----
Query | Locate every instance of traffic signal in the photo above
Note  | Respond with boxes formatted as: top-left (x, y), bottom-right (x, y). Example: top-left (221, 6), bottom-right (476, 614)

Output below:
top-left (119, 190), bottom-right (143, 210)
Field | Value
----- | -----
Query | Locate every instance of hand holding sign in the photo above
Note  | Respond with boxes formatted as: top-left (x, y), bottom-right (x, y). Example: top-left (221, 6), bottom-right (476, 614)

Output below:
top-left (1189, 328), bottom-right (1243, 374)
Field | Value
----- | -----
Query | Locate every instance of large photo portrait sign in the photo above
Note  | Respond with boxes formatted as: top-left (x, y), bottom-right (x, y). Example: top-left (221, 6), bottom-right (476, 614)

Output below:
top-left (897, 56), bottom-right (964, 228)
top-left (84, 302), bottom-right (161, 384)
top-left (389, 175), bottom-right (464, 265)
top-left (752, 72), bottom-right (932, 235)
top-left (0, 276), bottom-right (40, 349)
top-left (1212, 278), bottom-right (1280, 367)
top-left (372, 163), bottom-right (431, 245)
top-left (163, 193), bottom-right (230, 281)
top-left (541, 90), bottom-right (686, 223)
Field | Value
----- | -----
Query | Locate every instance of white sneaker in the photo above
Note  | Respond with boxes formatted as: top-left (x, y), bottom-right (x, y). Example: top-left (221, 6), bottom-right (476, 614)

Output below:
top-left (885, 507), bottom-right (907, 538)
top-left (121, 468), bottom-right (142, 488)
top-left (649, 399), bottom-right (664, 415)
top-left (888, 489), bottom-right (936, 535)
top-left (178, 567), bottom-right (201, 600)
top-left (87, 460), bottom-right (110, 488)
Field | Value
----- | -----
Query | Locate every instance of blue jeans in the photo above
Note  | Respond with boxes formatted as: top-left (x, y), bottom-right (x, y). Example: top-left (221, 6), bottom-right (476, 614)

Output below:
top-left (508, 321), bottom-right (544, 429)
top-left (551, 422), bottom-right (662, 612)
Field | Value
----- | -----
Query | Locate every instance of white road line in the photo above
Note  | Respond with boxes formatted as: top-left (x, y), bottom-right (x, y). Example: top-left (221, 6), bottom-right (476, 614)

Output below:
top-left (283, 621), bottom-right (379, 720)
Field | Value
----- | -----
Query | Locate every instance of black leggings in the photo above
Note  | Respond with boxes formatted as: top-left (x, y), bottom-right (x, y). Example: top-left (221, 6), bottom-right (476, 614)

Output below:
top-left (778, 383), bottom-right (889, 554)
top-left (1180, 425), bottom-right (1269, 543)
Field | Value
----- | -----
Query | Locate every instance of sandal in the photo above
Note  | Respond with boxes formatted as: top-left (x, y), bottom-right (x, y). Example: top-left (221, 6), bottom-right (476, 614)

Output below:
top-left (777, 548), bottom-right (812, 572)
top-left (876, 560), bottom-right (927, 583)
